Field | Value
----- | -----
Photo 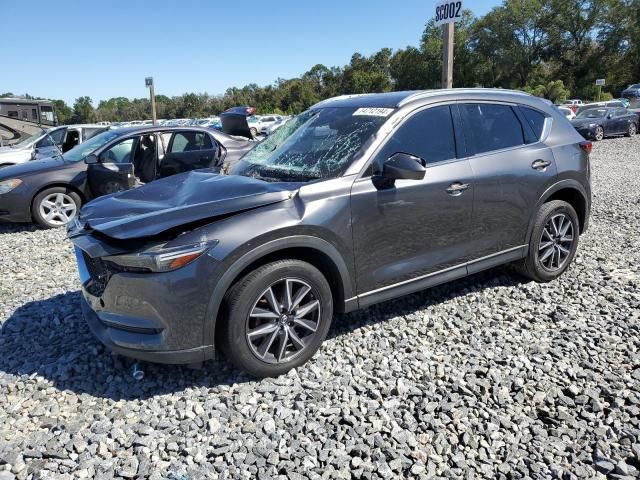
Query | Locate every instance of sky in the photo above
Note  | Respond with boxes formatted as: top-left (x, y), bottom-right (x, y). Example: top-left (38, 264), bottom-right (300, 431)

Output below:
top-left (1, 0), bottom-right (497, 105)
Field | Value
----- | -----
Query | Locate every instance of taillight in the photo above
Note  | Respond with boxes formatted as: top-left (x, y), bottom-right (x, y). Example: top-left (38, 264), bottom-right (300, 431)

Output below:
top-left (580, 141), bottom-right (593, 154)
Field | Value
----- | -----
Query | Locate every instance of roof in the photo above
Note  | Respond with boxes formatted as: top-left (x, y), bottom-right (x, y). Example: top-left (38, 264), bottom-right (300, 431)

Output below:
top-left (0, 97), bottom-right (54, 105)
top-left (312, 88), bottom-right (533, 110)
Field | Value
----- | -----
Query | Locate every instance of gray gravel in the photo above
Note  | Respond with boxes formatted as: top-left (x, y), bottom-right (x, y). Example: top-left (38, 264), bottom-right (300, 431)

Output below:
top-left (1, 136), bottom-right (640, 479)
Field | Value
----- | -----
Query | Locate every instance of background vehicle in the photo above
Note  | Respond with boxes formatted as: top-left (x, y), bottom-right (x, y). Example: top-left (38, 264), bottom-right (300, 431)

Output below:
top-left (557, 106), bottom-right (576, 120)
top-left (257, 115), bottom-right (283, 135)
top-left (0, 124), bottom-right (108, 167)
top-left (562, 99), bottom-right (584, 113)
top-left (571, 106), bottom-right (638, 141)
top-left (0, 126), bottom-right (253, 228)
top-left (621, 83), bottom-right (640, 109)
top-left (69, 89), bottom-right (592, 378)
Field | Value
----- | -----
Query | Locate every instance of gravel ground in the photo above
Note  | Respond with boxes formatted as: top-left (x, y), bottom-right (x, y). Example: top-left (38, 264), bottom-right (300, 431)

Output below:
top-left (0, 136), bottom-right (639, 480)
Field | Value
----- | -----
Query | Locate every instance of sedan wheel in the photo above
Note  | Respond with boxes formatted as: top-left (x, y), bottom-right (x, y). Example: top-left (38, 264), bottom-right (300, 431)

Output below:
top-left (32, 187), bottom-right (81, 229)
top-left (594, 126), bottom-right (604, 141)
top-left (628, 123), bottom-right (637, 137)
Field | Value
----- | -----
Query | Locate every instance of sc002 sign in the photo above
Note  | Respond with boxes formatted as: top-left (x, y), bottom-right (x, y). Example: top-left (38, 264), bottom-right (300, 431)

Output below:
top-left (435, 0), bottom-right (464, 26)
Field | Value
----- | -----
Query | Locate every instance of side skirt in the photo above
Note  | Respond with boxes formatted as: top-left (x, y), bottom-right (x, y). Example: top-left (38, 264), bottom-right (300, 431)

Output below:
top-left (346, 245), bottom-right (528, 311)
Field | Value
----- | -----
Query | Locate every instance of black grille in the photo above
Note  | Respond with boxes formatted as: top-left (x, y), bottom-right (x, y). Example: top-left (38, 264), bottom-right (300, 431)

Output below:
top-left (83, 252), bottom-right (109, 297)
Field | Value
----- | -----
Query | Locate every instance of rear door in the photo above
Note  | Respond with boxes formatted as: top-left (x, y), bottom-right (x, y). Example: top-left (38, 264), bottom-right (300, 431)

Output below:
top-left (458, 103), bottom-right (557, 263)
top-left (158, 130), bottom-right (219, 178)
top-left (87, 137), bottom-right (137, 197)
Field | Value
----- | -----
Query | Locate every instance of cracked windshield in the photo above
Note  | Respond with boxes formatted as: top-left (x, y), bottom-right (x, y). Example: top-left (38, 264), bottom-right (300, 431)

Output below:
top-left (230, 107), bottom-right (390, 182)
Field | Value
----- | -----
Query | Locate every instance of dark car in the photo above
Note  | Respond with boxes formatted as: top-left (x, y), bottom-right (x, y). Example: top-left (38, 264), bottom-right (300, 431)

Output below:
top-left (69, 89), bottom-right (592, 378)
top-left (621, 83), bottom-right (640, 109)
top-left (570, 106), bottom-right (638, 141)
top-left (0, 126), bottom-right (253, 228)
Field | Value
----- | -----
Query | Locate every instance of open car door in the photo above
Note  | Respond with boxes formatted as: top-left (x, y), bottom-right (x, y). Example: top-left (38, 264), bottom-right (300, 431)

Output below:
top-left (221, 106), bottom-right (256, 140)
top-left (87, 137), bottom-right (137, 197)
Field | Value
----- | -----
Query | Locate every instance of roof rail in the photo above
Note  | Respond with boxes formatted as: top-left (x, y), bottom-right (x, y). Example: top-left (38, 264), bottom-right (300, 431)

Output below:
top-left (396, 88), bottom-right (532, 107)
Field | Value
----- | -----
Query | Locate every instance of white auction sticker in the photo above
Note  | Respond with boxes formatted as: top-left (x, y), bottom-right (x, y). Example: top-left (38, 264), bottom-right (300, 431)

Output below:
top-left (353, 108), bottom-right (394, 117)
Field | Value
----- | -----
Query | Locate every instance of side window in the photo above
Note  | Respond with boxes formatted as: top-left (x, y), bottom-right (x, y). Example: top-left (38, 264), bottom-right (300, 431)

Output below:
top-left (169, 131), bottom-right (213, 153)
top-left (459, 104), bottom-right (525, 155)
top-left (374, 105), bottom-right (457, 170)
top-left (520, 107), bottom-right (546, 141)
top-left (37, 136), bottom-right (53, 148)
top-left (49, 128), bottom-right (66, 145)
top-left (84, 128), bottom-right (106, 140)
top-left (615, 108), bottom-right (627, 117)
top-left (99, 138), bottom-right (135, 163)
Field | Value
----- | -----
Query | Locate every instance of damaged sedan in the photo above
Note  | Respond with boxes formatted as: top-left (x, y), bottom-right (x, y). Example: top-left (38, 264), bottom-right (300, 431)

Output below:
top-left (69, 90), bottom-right (591, 377)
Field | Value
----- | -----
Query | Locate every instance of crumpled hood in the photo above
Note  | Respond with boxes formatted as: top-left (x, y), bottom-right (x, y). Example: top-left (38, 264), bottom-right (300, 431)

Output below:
top-left (79, 171), bottom-right (298, 240)
top-left (0, 157), bottom-right (65, 178)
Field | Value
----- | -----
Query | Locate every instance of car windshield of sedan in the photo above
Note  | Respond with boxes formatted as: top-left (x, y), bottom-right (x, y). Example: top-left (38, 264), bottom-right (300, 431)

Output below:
top-left (231, 107), bottom-right (390, 182)
top-left (576, 108), bottom-right (608, 119)
top-left (63, 130), bottom-right (123, 162)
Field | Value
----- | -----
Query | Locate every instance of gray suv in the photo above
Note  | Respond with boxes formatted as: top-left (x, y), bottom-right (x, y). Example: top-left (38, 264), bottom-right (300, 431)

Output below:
top-left (69, 89), bottom-right (592, 377)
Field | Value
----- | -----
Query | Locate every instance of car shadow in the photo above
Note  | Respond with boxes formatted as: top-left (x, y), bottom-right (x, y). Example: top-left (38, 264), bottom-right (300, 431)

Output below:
top-left (0, 267), bottom-right (525, 401)
top-left (0, 221), bottom-right (40, 234)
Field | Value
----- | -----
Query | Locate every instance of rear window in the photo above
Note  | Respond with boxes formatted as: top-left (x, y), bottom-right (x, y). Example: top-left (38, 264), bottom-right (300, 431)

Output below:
top-left (459, 104), bottom-right (525, 155)
top-left (520, 107), bottom-right (546, 141)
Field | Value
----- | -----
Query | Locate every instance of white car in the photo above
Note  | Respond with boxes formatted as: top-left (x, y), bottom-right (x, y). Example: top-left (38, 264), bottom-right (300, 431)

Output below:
top-left (557, 106), bottom-right (576, 120)
top-left (562, 99), bottom-right (584, 113)
top-left (246, 115), bottom-right (283, 137)
top-left (263, 117), bottom-right (290, 136)
top-left (0, 124), bottom-right (108, 167)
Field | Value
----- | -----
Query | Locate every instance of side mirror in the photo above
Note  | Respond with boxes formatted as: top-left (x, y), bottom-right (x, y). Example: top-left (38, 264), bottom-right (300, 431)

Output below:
top-left (85, 154), bottom-right (99, 165)
top-left (382, 153), bottom-right (426, 181)
top-left (607, 113), bottom-right (613, 119)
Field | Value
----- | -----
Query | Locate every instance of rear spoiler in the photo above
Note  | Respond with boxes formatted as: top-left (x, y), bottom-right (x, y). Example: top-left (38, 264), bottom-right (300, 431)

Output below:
top-left (221, 106), bottom-right (256, 140)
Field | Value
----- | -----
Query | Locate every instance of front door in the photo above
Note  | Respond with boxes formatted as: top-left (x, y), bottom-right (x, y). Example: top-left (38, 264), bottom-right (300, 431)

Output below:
top-left (87, 137), bottom-right (137, 197)
top-left (351, 105), bottom-right (474, 299)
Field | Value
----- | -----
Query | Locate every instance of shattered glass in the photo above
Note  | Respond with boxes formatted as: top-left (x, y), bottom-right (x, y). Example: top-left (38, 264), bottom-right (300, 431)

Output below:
top-left (231, 107), bottom-right (390, 182)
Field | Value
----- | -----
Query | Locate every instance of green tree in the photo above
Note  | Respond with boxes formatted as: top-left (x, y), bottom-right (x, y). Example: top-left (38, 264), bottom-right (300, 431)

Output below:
top-left (52, 100), bottom-right (73, 124)
top-left (72, 96), bottom-right (95, 123)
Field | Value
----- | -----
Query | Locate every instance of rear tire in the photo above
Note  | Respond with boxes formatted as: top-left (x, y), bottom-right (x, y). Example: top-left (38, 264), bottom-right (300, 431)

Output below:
top-left (218, 260), bottom-right (333, 377)
top-left (31, 187), bottom-right (81, 229)
top-left (594, 126), bottom-right (604, 141)
top-left (627, 123), bottom-right (637, 137)
top-left (516, 200), bottom-right (580, 283)
top-left (250, 127), bottom-right (258, 139)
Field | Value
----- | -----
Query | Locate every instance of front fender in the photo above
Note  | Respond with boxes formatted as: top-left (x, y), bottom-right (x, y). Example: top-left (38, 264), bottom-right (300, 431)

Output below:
top-left (202, 235), bottom-right (356, 351)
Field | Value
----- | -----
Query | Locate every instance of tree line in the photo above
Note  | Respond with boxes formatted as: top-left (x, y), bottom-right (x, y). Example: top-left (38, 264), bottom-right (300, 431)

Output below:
top-left (4, 0), bottom-right (638, 124)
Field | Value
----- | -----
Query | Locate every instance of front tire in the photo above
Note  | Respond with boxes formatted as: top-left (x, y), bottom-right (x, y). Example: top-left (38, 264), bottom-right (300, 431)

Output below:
top-left (31, 187), bottom-right (81, 229)
top-left (250, 127), bottom-right (258, 139)
top-left (627, 123), bottom-right (637, 137)
top-left (219, 260), bottom-right (333, 377)
top-left (516, 200), bottom-right (580, 283)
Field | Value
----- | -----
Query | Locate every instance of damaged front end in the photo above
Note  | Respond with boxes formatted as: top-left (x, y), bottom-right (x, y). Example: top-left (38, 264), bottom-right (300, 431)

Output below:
top-left (68, 171), bottom-right (298, 363)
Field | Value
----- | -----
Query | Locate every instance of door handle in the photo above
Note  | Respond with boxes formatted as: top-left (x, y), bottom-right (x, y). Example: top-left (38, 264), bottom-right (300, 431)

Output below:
top-left (446, 183), bottom-right (469, 196)
top-left (532, 159), bottom-right (552, 171)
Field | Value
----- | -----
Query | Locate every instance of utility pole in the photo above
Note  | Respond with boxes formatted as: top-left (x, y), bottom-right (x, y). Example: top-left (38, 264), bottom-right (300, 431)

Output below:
top-left (146, 77), bottom-right (157, 125)
top-left (442, 22), bottom-right (454, 89)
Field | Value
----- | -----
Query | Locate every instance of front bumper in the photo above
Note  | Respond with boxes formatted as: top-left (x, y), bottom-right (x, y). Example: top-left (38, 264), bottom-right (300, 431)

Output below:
top-left (73, 242), bottom-right (221, 364)
top-left (0, 188), bottom-right (33, 223)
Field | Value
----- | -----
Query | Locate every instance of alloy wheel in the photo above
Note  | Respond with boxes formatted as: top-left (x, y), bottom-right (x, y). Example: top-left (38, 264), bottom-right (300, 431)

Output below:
top-left (630, 124), bottom-right (637, 136)
top-left (246, 278), bottom-right (320, 364)
top-left (538, 213), bottom-right (574, 272)
top-left (38, 192), bottom-right (77, 226)
top-left (595, 126), bottom-right (604, 141)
